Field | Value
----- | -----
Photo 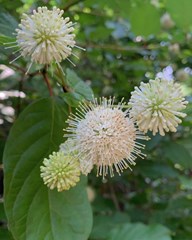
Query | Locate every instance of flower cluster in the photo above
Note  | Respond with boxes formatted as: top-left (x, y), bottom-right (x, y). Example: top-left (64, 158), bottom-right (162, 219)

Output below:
top-left (27, 6), bottom-right (189, 192)
top-left (129, 78), bottom-right (188, 136)
top-left (15, 6), bottom-right (76, 66)
top-left (40, 82), bottom-right (188, 191)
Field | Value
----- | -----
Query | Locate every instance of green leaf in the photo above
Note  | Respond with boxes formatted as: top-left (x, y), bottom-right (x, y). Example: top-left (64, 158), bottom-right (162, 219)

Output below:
top-left (166, 0), bottom-right (192, 31)
top-left (0, 0), bottom-right (23, 13)
top-left (179, 176), bottom-right (192, 190)
top-left (0, 202), bottom-right (6, 220)
top-left (3, 97), bottom-right (93, 240)
top-left (0, 228), bottom-right (13, 240)
top-left (145, 134), bottom-right (163, 151)
top-left (0, 9), bottom-right (18, 37)
top-left (62, 92), bottom-right (84, 107)
top-left (166, 196), bottom-right (192, 215)
top-left (62, 68), bottom-right (94, 106)
top-left (107, 223), bottom-right (172, 240)
top-left (163, 142), bottom-right (192, 169)
top-left (90, 212), bottom-right (130, 240)
top-left (127, 0), bottom-right (161, 37)
top-left (89, 26), bottom-right (112, 41)
top-left (136, 160), bottom-right (179, 179)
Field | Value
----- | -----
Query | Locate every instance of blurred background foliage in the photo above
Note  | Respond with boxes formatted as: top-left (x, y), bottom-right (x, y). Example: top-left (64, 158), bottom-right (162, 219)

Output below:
top-left (0, 0), bottom-right (192, 239)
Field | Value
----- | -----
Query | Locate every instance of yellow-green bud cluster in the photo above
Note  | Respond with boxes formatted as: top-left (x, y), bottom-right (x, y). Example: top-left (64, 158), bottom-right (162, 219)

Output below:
top-left (40, 151), bottom-right (80, 192)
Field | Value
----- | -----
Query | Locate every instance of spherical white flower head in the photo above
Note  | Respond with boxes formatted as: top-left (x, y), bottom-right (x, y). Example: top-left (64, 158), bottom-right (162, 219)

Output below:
top-left (16, 6), bottom-right (76, 64)
top-left (65, 97), bottom-right (148, 178)
top-left (129, 79), bottom-right (188, 136)
top-left (40, 151), bottom-right (80, 192)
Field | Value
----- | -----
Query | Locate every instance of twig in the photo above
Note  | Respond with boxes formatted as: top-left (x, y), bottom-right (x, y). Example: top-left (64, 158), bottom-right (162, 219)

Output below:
top-left (11, 63), bottom-right (26, 74)
top-left (80, 43), bottom-right (164, 52)
top-left (41, 66), bottom-right (53, 96)
top-left (11, 63), bottom-right (41, 78)
top-left (16, 73), bottom-right (26, 116)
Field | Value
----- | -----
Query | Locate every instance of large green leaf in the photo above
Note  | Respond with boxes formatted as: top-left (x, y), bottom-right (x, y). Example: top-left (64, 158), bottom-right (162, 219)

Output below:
top-left (89, 26), bottom-right (112, 41)
top-left (107, 223), bottom-right (172, 240)
top-left (0, 228), bottom-right (13, 240)
top-left (166, 0), bottom-right (192, 31)
top-left (3, 97), bottom-right (93, 240)
top-left (90, 212), bottom-right (130, 240)
top-left (0, 202), bottom-right (12, 239)
top-left (0, 9), bottom-right (18, 37)
top-left (127, 0), bottom-right (161, 37)
top-left (136, 160), bottom-right (179, 179)
top-left (163, 142), bottom-right (192, 169)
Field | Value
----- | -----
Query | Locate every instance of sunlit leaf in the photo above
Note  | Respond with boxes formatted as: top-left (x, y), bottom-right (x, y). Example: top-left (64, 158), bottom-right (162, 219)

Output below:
top-left (126, 0), bottom-right (161, 37)
top-left (166, 0), bottom-right (192, 31)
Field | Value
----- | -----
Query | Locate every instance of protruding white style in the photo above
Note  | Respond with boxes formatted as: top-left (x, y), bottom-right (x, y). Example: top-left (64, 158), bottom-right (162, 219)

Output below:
top-left (65, 97), bottom-right (148, 178)
top-left (129, 78), bottom-right (188, 136)
top-left (15, 7), bottom-right (76, 65)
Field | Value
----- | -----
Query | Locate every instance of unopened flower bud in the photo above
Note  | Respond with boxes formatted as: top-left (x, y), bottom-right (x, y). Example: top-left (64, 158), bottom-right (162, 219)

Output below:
top-left (40, 151), bottom-right (80, 192)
